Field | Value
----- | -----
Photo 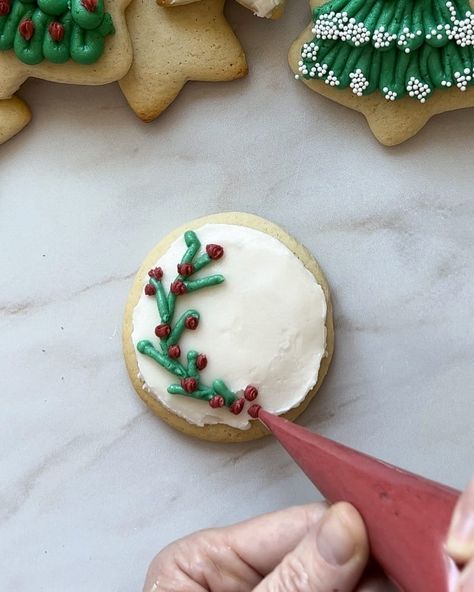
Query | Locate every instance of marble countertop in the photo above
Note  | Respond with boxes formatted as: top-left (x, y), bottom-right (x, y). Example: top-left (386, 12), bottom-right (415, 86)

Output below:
top-left (1, 1), bottom-right (473, 590)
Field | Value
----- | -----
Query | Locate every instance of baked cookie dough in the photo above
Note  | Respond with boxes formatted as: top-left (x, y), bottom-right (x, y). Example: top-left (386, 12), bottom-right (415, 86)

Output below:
top-left (123, 212), bottom-right (334, 442)
top-left (0, 0), bottom-right (246, 144)
top-left (118, 0), bottom-right (247, 123)
top-left (290, 0), bottom-right (474, 145)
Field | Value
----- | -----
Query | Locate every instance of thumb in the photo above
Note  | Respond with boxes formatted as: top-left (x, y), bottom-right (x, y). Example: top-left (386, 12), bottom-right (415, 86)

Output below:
top-left (254, 502), bottom-right (369, 592)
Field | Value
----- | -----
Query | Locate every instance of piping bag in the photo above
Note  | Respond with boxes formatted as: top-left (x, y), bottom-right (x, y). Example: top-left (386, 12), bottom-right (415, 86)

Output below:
top-left (257, 408), bottom-right (461, 592)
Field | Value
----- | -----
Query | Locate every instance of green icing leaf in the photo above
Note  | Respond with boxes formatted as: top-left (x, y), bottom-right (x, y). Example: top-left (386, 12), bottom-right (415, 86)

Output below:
top-left (137, 231), bottom-right (243, 410)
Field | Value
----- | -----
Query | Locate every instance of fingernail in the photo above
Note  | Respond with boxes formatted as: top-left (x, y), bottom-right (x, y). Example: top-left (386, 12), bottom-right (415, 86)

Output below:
top-left (316, 508), bottom-right (356, 566)
top-left (458, 560), bottom-right (474, 591)
top-left (447, 480), bottom-right (474, 550)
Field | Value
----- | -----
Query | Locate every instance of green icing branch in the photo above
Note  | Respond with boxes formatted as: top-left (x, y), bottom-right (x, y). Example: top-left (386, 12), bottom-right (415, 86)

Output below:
top-left (137, 230), bottom-right (249, 414)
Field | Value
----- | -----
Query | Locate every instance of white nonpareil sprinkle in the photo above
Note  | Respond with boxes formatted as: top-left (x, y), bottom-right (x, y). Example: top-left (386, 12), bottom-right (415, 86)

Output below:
top-left (383, 88), bottom-right (398, 101)
top-left (406, 77), bottom-right (432, 103)
top-left (297, 1), bottom-right (474, 102)
top-left (454, 68), bottom-right (472, 90)
top-left (310, 2), bottom-right (474, 49)
top-left (349, 69), bottom-right (369, 96)
top-left (325, 70), bottom-right (340, 86)
top-left (446, 1), bottom-right (474, 46)
top-left (312, 10), bottom-right (370, 46)
top-left (372, 26), bottom-right (397, 49)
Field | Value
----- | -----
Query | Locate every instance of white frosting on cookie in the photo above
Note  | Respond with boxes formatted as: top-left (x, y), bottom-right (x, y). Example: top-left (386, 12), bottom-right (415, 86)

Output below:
top-left (235, 0), bottom-right (282, 18)
top-left (161, 0), bottom-right (200, 6)
top-left (132, 223), bottom-right (327, 430)
top-left (161, 0), bottom-right (282, 18)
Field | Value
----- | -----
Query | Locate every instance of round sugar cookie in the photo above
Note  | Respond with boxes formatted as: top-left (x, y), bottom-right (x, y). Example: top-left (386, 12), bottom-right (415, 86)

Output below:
top-left (123, 212), bottom-right (334, 442)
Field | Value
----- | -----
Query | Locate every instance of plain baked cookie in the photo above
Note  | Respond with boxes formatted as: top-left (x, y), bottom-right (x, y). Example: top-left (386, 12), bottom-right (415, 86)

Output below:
top-left (123, 212), bottom-right (334, 443)
top-left (289, 0), bottom-right (474, 146)
top-left (118, 0), bottom-right (247, 122)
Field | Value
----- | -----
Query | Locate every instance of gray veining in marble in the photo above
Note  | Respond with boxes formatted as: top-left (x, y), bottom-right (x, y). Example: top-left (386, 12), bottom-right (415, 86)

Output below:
top-left (1, 0), bottom-right (473, 589)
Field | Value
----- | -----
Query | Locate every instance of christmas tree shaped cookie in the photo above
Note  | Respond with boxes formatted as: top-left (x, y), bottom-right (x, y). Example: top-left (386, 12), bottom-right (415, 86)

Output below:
top-left (0, 0), bottom-right (246, 144)
top-left (289, 0), bottom-right (474, 145)
top-left (123, 212), bottom-right (334, 442)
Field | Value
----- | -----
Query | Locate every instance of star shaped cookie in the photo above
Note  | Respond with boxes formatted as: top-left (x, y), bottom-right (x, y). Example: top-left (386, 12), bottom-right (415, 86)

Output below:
top-left (119, 0), bottom-right (247, 122)
top-left (289, 0), bottom-right (474, 146)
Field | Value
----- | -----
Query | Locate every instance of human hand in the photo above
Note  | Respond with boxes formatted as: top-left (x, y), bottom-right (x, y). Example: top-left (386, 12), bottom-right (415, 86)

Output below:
top-left (447, 479), bottom-right (474, 592)
top-left (143, 478), bottom-right (474, 591)
top-left (143, 501), bottom-right (382, 591)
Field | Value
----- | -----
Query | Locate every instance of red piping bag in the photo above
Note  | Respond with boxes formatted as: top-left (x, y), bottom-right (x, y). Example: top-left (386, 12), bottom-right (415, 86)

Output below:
top-left (258, 409), bottom-right (461, 592)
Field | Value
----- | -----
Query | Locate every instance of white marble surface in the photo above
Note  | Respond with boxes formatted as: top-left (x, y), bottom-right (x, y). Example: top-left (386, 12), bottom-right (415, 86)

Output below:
top-left (1, 1), bottom-right (474, 590)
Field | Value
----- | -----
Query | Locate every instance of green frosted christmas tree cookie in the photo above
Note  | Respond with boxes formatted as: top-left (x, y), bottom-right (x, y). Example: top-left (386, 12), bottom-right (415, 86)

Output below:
top-left (290, 0), bottom-right (474, 145)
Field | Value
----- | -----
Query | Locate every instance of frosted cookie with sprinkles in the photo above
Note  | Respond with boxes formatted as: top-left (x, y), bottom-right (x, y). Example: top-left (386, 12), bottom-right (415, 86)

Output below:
top-left (123, 212), bottom-right (334, 442)
top-left (289, 0), bottom-right (474, 145)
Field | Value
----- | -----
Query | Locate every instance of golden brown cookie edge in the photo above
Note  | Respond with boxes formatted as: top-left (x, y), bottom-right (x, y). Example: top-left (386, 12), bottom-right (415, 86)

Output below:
top-left (288, 21), bottom-right (474, 146)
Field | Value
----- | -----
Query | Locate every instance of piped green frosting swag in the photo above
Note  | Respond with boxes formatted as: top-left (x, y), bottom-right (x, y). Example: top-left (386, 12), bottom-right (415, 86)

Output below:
top-left (0, 0), bottom-right (114, 65)
top-left (298, 0), bottom-right (474, 102)
top-left (137, 231), bottom-right (243, 410)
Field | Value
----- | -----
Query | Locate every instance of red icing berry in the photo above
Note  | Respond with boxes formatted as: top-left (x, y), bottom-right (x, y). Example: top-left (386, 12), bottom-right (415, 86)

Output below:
top-left (196, 354), bottom-right (207, 370)
top-left (0, 1), bottom-right (11, 16)
top-left (185, 315), bottom-right (199, 330)
top-left (171, 279), bottom-right (186, 295)
top-left (248, 404), bottom-right (261, 419)
top-left (229, 398), bottom-right (245, 415)
top-left (177, 263), bottom-right (194, 276)
top-left (155, 323), bottom-right (171, 339)
top-left (168, 344), bottom-right (181, 359)
top-left (148, 267), bottom-right (163, 280)
top-left (144, 283), bottom-right (156, 296)
top-left (244, 385), bottom-right (258, 401)
top-left (48, 21), bottom-right (64, 42)
top-left (209, 395), bottom-right (225, 409)
top-left (81, 0), bottom-right (98, 11)
top-left (181, 377), bottom-right (197, 393)
top-left (19, 18), bottom-right (35, 41)
top-left (206, 244), bottom-right (224, 260)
